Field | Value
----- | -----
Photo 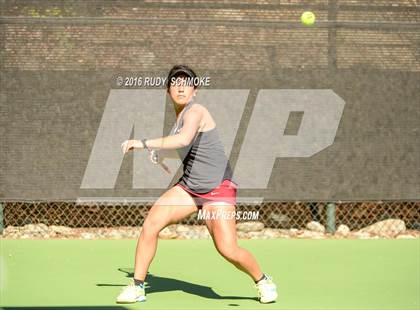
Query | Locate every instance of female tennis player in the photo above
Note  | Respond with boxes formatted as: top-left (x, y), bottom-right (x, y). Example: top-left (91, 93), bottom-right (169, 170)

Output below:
top-left (118, 65), bottom-right (277, 304)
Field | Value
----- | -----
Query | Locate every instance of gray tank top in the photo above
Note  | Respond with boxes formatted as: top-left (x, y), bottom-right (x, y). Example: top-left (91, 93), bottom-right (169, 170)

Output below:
top-left (170, 100), bottom-right (236, 193)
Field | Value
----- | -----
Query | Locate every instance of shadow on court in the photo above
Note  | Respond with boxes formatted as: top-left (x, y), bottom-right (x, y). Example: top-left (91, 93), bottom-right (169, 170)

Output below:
top-left (95, 267), bottom-right (258, 301)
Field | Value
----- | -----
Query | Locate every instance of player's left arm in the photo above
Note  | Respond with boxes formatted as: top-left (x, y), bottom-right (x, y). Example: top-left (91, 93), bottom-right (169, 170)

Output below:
top-left (144, 105), bottom-right (203, 150)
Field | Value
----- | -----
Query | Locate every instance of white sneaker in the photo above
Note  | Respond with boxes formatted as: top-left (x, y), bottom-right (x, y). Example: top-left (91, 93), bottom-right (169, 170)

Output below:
top-left (255, 275), bottom-right (278, 303)
top-left (116, 280), bottom-right (146, 303)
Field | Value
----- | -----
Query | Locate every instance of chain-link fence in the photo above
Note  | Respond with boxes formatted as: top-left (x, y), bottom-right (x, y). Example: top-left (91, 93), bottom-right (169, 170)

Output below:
top-left (2, 201), bottom-right (419, 232)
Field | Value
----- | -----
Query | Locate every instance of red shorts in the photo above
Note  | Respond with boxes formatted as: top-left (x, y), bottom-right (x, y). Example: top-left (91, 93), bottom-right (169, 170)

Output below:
top-left (175, 179), bottom-right (238, 207)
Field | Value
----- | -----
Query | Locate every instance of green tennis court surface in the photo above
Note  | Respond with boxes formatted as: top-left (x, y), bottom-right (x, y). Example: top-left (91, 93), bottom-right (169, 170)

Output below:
top-left (1, 239), bottom-right (419, 310)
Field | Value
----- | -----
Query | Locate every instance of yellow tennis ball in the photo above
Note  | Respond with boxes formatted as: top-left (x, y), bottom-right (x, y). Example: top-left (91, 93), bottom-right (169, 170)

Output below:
top-left (301, 11), bottom-right (316, 26)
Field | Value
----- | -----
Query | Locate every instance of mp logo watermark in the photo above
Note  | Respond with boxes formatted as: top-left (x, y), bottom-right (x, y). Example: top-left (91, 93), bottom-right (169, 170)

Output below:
top-left (78, 89), bottom-right (345, 204)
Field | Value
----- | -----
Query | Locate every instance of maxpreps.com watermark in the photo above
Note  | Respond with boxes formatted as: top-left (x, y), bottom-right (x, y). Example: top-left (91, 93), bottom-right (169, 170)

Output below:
top-left (197, 209), bottom-right (259, 221)
top-left (116, 76), bottom-right (211, 87)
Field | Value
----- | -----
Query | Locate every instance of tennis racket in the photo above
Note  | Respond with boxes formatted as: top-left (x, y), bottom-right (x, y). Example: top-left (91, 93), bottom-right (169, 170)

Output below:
top-left (121, 140), bottom-right (171, 174)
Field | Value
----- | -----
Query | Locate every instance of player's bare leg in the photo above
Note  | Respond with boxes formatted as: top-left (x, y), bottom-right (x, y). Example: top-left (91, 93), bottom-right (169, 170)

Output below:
top-left (134, 185), bottom-right (198, 280)
top-left (117, 185), bottom-right (197, 303)
top-left (203, 202), bottom-right (278, 303)
top-left (203, 203), bottom-right (263, 279)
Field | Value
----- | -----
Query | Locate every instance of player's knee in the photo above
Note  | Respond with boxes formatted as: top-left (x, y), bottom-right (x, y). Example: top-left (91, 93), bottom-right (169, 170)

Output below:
top-left (217, 245), bottom-right (239, 262)
top-left (141, 218), bottom-right (163, 238)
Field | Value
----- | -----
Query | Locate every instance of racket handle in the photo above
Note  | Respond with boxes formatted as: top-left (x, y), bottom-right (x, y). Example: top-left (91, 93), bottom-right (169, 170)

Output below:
top-left (148, 149), bottom-right (171, 174)
top-left (159, 162), bottom-right (171, 174)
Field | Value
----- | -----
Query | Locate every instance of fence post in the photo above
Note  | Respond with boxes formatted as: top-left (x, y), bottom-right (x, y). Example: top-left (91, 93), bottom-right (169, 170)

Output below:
top-left (326, 202), bottom-right (336, 234)
top-left (0, 202), bottom-right (4, 234)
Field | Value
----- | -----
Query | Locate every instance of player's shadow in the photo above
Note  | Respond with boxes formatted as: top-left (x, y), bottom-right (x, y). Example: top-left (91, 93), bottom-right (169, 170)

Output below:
top-left (96, 267), bottom-right (258, 301)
